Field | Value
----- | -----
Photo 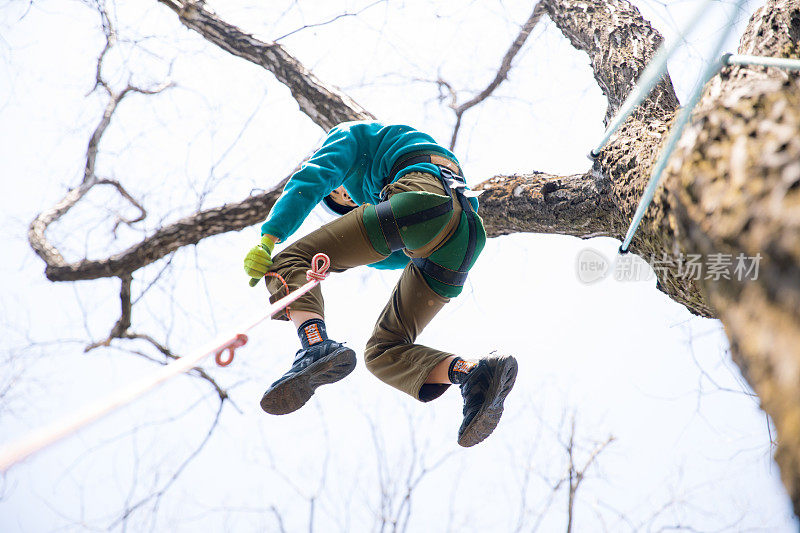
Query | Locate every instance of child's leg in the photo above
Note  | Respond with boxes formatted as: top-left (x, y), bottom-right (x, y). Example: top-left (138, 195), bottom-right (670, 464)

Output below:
top-left (364, 263), bottom-right (456, 402)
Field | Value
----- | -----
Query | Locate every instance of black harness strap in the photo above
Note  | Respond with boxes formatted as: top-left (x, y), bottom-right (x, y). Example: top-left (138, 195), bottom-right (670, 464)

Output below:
top-left (394, 200), bottom-right (453, 228)
top-left (455, 190), bottom-right (477, 272)
top-left (411, 257), bottom-right (469, 286)
top-left (412, 168), bottom-right (479, 288)
top-left (439, 167), bottom-right (478, 274)
top-left (375, 200), bottom-right (405, 252)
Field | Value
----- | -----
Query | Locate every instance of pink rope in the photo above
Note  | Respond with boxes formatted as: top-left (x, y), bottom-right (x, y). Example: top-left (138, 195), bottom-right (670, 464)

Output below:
top-left (0, 253), bottom-right (331, 472)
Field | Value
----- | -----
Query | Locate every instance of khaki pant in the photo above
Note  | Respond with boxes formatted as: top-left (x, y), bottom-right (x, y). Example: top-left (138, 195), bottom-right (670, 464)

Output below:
top-left (266, 171), bottom-right (481, 401)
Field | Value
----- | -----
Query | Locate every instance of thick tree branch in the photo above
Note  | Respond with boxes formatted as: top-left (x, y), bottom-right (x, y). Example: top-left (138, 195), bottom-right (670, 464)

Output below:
top-left (38, 183), bottom-right (286, 281)
top-left (476, 170), bottom-right (621, 239)
top-left (541, 0), bottom-right (679, 123)
top-left (156, 0), bottom-right (373, 130)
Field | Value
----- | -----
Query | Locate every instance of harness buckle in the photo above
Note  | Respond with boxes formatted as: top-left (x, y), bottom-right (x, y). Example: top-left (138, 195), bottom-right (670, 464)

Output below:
top-left (438, 166), bottom-right (465, 184)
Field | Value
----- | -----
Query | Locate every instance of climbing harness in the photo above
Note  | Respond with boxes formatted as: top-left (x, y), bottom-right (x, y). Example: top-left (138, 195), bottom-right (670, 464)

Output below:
top-left (411, 166), bottom-right (479, 287)
top-left (587, 0), bottom-right (800, 254)
top-left (378, 151), bottom-right (482, 287)
top-left (0, 253), bottom-right (331, 472)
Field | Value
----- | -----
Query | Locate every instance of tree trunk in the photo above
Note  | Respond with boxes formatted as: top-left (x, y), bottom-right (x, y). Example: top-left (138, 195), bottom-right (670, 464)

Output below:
top-left (666, 2), bottom-right (800, 514)
top-left (477, 0), bottom-right (800, 513)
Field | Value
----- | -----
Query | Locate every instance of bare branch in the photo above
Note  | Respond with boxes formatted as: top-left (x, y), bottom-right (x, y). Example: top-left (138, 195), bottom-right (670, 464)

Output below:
top-left (564, 416), bottom-right (615, 533)
top-left (82, 270), bottom-right (231, 404)
top-left (448, 2), bottom-right (547, 149)
top-left (28, 22), bottom-right (173, 280)
top-left (274, 0), bottom-right (387, 43)
top-left (155, 0), bottom-right (374, 130)
top-left (108, 399), bottom-right (225, 529)
top-left (91, 0), bottom-right (115, 95)
top-left (95, 179), bottom-right (147, 235)
top-left (34, 182), bottom-right (286, 282)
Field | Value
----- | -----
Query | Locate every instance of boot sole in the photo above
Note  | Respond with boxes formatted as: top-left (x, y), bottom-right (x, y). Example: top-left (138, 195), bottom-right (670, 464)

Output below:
top-left (457, 355), bottom-right (518, 447)
top-left (260, 346), bottom-right (357, 415)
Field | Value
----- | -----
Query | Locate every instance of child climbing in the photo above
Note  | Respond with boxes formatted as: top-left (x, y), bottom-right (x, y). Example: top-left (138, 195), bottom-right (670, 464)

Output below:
top-left (244, 120), bottom-right (517, 447)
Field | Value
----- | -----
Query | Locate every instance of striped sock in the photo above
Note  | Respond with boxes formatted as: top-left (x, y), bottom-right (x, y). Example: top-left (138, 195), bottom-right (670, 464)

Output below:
top-left (298, 319), bottom-right (328, 349)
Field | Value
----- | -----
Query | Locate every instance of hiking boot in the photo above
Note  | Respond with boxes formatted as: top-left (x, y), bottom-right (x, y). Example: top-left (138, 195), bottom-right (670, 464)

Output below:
top-left (260, 340), bottom-right (356, 415)
top-left (457, 354), bottom-right (518, 447)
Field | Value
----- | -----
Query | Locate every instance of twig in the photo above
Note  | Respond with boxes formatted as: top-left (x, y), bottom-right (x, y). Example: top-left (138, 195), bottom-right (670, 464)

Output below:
top-left (108, 399), bottom-right (225, 529)
top-left (274, 0), bottom-right (387, 42)
top-left (443, 2), bottom-right (546, 149)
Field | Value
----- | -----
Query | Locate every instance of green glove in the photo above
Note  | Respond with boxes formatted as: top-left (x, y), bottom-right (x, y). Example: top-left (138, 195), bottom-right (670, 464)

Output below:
top-left (244, 235), bottom-right (275, 286)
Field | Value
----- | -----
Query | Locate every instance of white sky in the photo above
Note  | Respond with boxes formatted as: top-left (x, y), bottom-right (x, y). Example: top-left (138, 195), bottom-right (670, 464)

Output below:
top-left (0, 0), bottom-right (796, 531)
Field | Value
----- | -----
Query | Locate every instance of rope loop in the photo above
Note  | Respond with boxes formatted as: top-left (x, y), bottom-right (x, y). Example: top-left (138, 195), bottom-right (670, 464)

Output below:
top-left (215, 333), bottom-right (248, 367)
top-left (306, 253), bottom-right (330, 282)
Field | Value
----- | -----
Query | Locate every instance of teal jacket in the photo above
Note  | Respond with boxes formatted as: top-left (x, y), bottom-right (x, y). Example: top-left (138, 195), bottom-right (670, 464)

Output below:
top-left (260, 121), bottom-right (476, 270)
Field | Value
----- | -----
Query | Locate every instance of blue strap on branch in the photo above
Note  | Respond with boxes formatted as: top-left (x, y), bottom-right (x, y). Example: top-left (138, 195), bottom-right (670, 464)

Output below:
top-left (617, 48), bottom-right (799, 254)
top-left (586, 0), bottom-right (799, 254)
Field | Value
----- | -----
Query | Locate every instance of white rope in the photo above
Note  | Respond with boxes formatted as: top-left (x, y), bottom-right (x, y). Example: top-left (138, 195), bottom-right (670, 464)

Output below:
top-left (723, 53), bottom-right (800, 71)
top-left (618, 0), bottom-right (773, 253)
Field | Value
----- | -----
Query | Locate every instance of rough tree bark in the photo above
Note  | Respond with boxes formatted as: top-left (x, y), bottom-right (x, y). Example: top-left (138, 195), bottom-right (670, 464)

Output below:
top-left (666, 2), bottom-right (800, 513)
top-left (28, 0), bottom-right (800, 515)
top-left (494, 0), bottom-right (800, 514)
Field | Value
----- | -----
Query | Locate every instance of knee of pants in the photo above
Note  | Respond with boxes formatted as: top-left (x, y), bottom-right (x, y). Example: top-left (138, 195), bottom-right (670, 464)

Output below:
top-left (364, 336), bottom-right (387, 374)
top-left (363, 334), bottom-right (403, 379)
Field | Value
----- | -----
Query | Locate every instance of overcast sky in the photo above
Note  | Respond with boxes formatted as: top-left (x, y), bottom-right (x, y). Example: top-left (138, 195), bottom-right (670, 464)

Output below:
top-left (0, 0), bottom-right (797, 531)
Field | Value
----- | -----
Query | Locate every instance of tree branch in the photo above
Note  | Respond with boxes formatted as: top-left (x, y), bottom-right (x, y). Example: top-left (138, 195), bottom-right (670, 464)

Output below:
top-left (541, 0), bottom-right (679, 123)
top-left (447, 2), bottom-right (547, 149)
top-left (273, 0), bottom-right (387, 43)
top-left (28, 10), bottom-right (173, 280)
top-left (155, 0), bottom-right (374, 131)
top-left (36, 183), bottom-right (286, 281)
top-left (533, 0), bottom-right (710, 316)
top-left (475, 170), bottom-right (621, 239)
